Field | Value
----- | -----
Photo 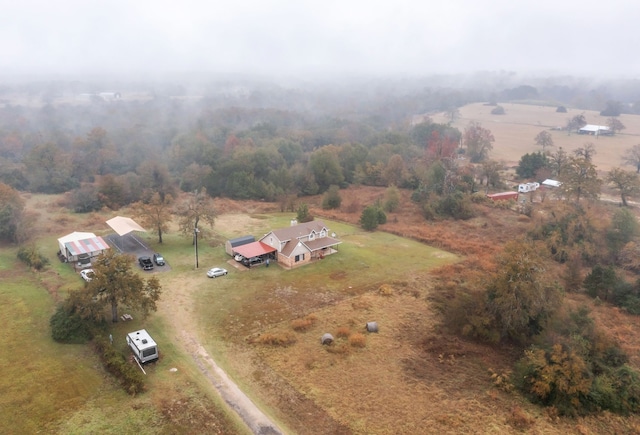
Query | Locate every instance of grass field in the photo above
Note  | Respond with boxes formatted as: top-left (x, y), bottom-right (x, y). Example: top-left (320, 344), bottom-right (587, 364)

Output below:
top-left (8, 100), bottom-right (640, 434)
top-left (433, 102), bottom-right (640, 173)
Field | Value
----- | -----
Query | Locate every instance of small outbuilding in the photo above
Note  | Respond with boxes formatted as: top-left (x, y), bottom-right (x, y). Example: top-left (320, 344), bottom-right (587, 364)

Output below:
top-left (57, 231), bottom-right (110, 266)
top-left (541, 179), bottom-right (562, 188)
top-left (486, 191), bottom-right (519, 201)
top-left (225, 235), bottom-right (256, 256)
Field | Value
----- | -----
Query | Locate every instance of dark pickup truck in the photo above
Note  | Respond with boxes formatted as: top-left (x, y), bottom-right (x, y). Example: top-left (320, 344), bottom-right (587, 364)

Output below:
top-left (138, 256), bottom-right (154, 270)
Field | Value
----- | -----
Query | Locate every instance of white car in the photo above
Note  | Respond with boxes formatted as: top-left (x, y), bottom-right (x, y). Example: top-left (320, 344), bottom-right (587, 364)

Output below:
top-left (207, 267), bottom-right (228, 278)
top-left (80, 269), bottom-right (95, 282)
top-left (234, 254), bottom-right (244, 262)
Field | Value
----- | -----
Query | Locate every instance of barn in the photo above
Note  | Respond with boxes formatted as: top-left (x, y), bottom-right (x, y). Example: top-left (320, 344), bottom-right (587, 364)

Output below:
top-left (225, 235), bottom-right (256, 256)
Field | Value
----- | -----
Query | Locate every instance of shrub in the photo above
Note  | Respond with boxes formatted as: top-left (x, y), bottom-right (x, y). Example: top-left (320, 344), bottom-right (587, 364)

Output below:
top-left (17, 245), bottom-right (49, 270)
top-left (513, 344), bottom-right (592, 415)
top-left (348, 332), bottom-right (367, 348)
top-left (383, 186), bottom-right (400, 212)
top-left (321, 185), bottom-right (342, 210)
top-left (435, 192), bottom-right (475, 220)
top-left (556, 106), bottom-right (567, 113)
top-left (94, 334), bottom-right (145, 395)
top-left (507, 405), bottom-right (535, 430)
top-left (491, 105), bottom-right (505, 115)
top-left (335, 326), bottom-right (351, 338)
top-left (254, 332), bottom-right (297, 347)
top-left (50, 303), bottom-right (94, 343)
top-left (291, 314), bottom-right (318, 332)
top-left (296, 203), bottom-right (313, 223)
top-left (360, 204), bottom-right (386, 230)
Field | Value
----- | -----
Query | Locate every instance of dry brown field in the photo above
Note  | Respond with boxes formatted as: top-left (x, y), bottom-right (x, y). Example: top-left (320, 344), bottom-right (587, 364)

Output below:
top-left (209, 189), bottom-right (640, 434)
top-left (433, 102), bottom-right (640, 174)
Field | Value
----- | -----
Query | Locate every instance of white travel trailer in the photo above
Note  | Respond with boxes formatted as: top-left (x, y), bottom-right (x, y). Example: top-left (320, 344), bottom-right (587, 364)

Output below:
top-left (126, 329), bottom-right (159, 363)
top-left (518, 182), bottom-right (540, 193)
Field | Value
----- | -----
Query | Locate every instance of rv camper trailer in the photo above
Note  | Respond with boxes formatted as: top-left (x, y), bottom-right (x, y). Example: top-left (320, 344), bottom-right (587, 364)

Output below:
top-left (126, 329), bottom-right (158, 363)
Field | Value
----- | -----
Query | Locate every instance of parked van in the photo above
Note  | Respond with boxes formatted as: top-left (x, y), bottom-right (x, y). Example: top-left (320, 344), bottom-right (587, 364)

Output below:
top-left (126, 329), bottom-right (158, 363)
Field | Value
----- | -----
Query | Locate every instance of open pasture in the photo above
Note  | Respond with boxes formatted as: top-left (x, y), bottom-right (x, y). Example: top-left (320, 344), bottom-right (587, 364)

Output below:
top-left (434, 102), bottom-right (640, 173)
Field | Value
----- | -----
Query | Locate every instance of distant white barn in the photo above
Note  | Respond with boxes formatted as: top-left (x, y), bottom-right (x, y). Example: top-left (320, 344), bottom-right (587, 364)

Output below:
top-left (542, 179), bottom-right (562, 188)
top-left (578, 124), bottom-right (611, 136)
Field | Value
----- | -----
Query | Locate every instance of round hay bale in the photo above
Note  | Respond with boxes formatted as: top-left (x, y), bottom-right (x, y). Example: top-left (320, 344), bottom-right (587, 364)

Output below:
top-left (366, 322), bottom-right (379, 333)
top-left (321, 333), bottom-right (334, 345)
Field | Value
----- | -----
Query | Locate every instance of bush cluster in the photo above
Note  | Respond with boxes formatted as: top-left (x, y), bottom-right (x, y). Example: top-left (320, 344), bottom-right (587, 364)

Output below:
top-left (50, 303), bottom-right (94, 343)
top-left (512, 307), bottom-right (640, 416)
top-left (94, 335), bottom-right (145, 395)
top-left (17, 245), bottom-right (49, 270)
top-left (291, 314), bottom-right (318, 332)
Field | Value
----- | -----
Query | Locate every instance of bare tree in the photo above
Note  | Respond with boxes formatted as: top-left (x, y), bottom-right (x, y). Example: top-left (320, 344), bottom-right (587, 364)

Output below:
top-left (463, 122), bottom-right (494, 163)
top-left (534, 130), bottom-right (554, 153)
top-left (565, 113), bottom-right (586, 135)
top-left (607, 167), bottom-right (640, 206)
top-left (573, 143), bottom-right (596, 161)
top-left (623, 144), bottom-right (640, 173)
top-left (174, 188), bottom-right (217, 244)
top-left (607, 117), bottom-right (626, 135)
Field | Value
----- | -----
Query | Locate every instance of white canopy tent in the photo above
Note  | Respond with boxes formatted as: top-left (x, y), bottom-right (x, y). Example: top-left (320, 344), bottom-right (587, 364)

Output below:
top-left (106, 216), bottom-right (146, 236)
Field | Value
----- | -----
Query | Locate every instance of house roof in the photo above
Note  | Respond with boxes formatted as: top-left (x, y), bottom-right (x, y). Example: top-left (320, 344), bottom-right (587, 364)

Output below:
top-left (233, 241), bottom-right (277, 258)
top-left (302, 236), bottom-right (342, 252)
top-left (64, 236), bottom-right (110, 257)
top-left (270, 220), bottom-right (329, 242)
top-left (106, 216), bottom-right (146, 236)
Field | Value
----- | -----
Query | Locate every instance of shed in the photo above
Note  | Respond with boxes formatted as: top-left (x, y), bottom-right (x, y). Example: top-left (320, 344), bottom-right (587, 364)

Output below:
top-left (57, 232), bottom-right (110, 264)
top-left (541, 179), bottom-right (562, 188)
top-left (486, 191), bottom-right (519, 201)
top-left (225, 235), bottom-right (256, 256)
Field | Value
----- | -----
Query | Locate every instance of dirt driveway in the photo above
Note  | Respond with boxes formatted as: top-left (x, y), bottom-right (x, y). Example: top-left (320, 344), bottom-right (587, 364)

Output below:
top-left (158, 274), bottom-right (283, 435)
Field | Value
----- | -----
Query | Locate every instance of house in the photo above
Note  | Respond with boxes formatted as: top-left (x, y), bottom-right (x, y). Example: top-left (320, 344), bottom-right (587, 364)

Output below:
top-left (225, 235), bottom-right (256, 257)
top-left (259, 220), bottom-right (341, 268)
top-left (57, 231), bottom-right (110, 267)
top-left (578, 124), bottom-right (611, 136)
top-left (487, 191), bottom-right (519, 201)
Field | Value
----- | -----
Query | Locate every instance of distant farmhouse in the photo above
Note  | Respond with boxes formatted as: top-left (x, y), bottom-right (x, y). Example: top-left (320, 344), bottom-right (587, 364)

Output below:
top-left (77, 92), bottom-right (121, 102)
top-left (578, 124), bottom-right (611, 136)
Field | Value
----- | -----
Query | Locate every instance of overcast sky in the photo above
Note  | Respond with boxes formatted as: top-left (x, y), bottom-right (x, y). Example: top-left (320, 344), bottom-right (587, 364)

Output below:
top-left (2, 0), bottom-right (640, 79)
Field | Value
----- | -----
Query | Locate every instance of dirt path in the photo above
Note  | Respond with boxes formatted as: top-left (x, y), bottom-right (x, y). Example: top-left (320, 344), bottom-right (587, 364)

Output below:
top-left (158, 275), bottom-right (283, 435)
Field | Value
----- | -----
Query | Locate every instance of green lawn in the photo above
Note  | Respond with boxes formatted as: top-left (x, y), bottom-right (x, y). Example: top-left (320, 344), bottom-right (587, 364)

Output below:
top-left (0, 213), bottom-right (458, 434)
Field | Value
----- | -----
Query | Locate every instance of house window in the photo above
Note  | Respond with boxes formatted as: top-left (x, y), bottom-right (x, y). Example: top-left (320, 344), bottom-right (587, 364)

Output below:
top-left (309, 232), bottom-right (315, 240)
top-left (295, 253), bottom-right (305, 263)
top-left (320, 230), bottom-right (326, 237)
